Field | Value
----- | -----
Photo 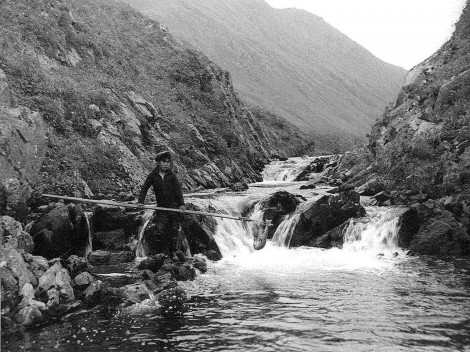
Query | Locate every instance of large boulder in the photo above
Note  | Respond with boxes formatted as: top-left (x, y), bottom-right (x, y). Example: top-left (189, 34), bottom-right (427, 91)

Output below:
top-left (36, 262), bottom-right (75, 307)
top-left (258, 191), bottom-right (300, 240)
top-left (29, 203), bottom-right (89, 259)
top-left (408, 209), bottom-right (470, 256)
top-left (181, 204), bottom-right (222, 260)
top-left (289, 191), bottom-right (366, 247)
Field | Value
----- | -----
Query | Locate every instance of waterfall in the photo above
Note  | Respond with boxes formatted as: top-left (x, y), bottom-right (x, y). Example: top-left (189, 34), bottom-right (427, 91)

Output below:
top-left (262, 156), bottom-right (317, 182)
top-left (84, 212), bottom-right (93, 259)
top-left (342, 207), bottom-right (406, 253)
top-left (135, 210), bottom-right (154, 258)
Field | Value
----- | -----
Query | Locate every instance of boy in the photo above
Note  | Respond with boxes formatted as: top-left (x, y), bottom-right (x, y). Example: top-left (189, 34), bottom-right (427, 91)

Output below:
top-left (138, 151), bottom-right (189, 256)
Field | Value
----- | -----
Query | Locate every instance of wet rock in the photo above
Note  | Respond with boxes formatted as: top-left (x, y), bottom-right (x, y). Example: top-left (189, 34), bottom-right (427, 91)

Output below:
top-left (408, 210), bottom-right (470, 256)
top-left (137, 254), bottom-right (166, 272)
top-left (258, 191), bottom-right (300, 240)
top-left (397, 208), bottom-right (421, 248)
top-left (120, 283), bottom-right (151, 304)
top-left (37, 262), bottom-right (75, 305)
top-left (299, 181), bottom-right (316, 190)
top-left (88, 250), bottom-right (135, 265)
top-left (92, 205), bottom-right (141, 232)
top-left (191, 254), bottom-right (208, 273)
top-left (63, 255), bottom-right (92, 279)
top-left (14, 304), bottom-right (44, 327)
top-left (29, 203), bottom-right (89, 259)
top-left (309, 220), bottom-right (350, 249)
top-left (182, 203), bottom-right (222, 260)
top-left (289, 190), bottom-right (365, 247)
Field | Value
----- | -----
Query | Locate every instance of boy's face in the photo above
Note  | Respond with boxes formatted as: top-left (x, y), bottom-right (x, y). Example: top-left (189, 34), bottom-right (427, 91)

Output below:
top-left (158, 158), bottom-right (171, 172)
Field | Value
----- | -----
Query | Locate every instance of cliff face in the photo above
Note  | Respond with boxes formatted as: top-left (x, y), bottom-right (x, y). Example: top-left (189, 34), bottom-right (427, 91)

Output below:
top-left (369, 2), bottom-right (470, 205)
top-left (126, 0), bottom-right (406, 149)
top-left (0, 0), bottom-right (313, 207)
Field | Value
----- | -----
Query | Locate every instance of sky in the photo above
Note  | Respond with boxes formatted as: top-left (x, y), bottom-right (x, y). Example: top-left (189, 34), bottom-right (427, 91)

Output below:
top-left (264, 0), bottom-right (466, 70)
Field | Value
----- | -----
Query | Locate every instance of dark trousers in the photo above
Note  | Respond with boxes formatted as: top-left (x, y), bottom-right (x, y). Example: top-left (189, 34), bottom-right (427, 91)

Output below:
top-left (150, 211), bottom-right (181, 256)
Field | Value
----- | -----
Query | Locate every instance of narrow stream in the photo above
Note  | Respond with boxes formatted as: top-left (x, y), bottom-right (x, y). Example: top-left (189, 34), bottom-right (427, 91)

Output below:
top-left (4, 157), bottom-right (470, 352)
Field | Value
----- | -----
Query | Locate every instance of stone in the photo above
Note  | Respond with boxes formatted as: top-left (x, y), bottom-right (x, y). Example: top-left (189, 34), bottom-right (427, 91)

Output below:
top-left (29, 203), bottom-right (89, 259)
top-left (309, 220), bottom-right (350, 249)
top-left (289, 190), bottom-right (366, 247)
top-left (181, 204), bottom-right (222, 260)
top-left (88, 250), bottom-right (135, 265)
top-left (355, 177), bottom-right (384, 196)
top-left (191, 254), bottom-right (207, 273)
top-left (63, 255), bottom-right (92, 278)
top-left (137, 254), bottom-right (166, 272)
top-left (408, 211), bottom-right (470, 256)
top-left (37, 262), bottom-right (75, 304)
top-left (73, 272), bottom-right (95, 289)
top-left (120, 283), bottom-right (150, 304)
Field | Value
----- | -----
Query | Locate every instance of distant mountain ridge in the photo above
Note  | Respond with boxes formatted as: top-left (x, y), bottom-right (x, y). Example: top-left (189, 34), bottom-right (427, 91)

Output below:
top-left (125, 0), bottom-right (407, 138)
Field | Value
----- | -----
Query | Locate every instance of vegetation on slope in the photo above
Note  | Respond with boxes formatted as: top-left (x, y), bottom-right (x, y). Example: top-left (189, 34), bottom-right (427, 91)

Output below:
top-left (0, 0), bottom-right (314, 198)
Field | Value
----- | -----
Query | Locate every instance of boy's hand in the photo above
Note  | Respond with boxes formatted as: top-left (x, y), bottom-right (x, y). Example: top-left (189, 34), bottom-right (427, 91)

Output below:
top-left (179, 205), bottom-right (186, 211)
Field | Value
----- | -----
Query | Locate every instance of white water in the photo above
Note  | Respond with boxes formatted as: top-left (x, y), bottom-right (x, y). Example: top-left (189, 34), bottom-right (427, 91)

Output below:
top-left (262, 156), bottom-right (317, 182)
top-left (135, 210), bottom-right (153, 258)
top-left (84, 212), bottom-right (93, 259)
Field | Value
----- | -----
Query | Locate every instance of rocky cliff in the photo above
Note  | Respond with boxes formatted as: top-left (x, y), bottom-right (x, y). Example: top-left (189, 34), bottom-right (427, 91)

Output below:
top-left (363, 2), bottom-right (470, 256)
top-left (125, 0), bottom-right (407, 150)
top-left (0, 0), bottom-right (314, 216)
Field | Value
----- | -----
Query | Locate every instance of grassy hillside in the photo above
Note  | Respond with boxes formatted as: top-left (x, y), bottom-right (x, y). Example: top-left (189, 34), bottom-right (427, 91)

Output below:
top-left (0, 0), bottom-right (314, 197)
top-left (125, 0), bottom-right (406, 146)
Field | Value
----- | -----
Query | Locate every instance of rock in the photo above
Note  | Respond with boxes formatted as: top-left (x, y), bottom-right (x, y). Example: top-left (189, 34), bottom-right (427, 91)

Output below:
top-left (37, 262), bottom-right (75, 305)
top-left (355, 177), bottom-right (384, 196)
top-left (408, 210), bottom-right (470, 256)
top-left (120, 283), bottom-right (151, 304)
top-left (88, 250), bottom-right (135, 265)
top-left (230, 182), bottom-right (249, 192)
top-left (181, 204), bottom-right (222, 260)
top-left (300, 182), bottom-right (316, 190)
top-left (191, 254), bottom-right (207, 273)
top-left (170, 263), bottom-right (196, 281)
top-left (258, 191), bottom-right (300, 241)
top-left (309, 220), bottom-right (350, 249)
top-left (0, 103), bottom-right (46, 219)
top-left (22, 253), bottom-right (49, 279)
top-left (289, 190), bottom-right (366, 247)
top-left (0, 216), bottom-right (34, 253)
top-left (137, 254), bottom-right (166, 272)
top-left (29, 203), bottom-right (89, 259)
top-left (63, 255), bottom-right (92, 279)
top-left (14, 304), bottom-right (44, 326)
top-left (73, 272), bottom-right (95, 289)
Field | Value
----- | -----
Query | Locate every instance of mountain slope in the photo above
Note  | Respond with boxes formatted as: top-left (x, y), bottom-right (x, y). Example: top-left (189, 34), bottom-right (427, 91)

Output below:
top-left (0, 0), bottom-right (314, 207)
top-left (125, 0), bottom-right (406, 139)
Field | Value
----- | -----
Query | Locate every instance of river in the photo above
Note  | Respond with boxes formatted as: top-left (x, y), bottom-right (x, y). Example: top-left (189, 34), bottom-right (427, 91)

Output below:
top-left (4, 157), bottom-right (470, 352)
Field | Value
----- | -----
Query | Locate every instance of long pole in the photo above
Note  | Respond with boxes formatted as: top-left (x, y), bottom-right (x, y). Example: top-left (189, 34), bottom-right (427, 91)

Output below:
top-left (41, 194), bottom-right (262, 223)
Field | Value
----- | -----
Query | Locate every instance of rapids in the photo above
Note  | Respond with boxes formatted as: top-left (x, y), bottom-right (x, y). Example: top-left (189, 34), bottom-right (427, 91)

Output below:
top-left (4, 156), bottom-right (470, 352)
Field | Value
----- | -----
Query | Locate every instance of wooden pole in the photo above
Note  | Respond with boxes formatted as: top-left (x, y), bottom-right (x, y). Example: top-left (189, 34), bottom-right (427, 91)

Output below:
top-left (41, 194), bottom-right (262, 223)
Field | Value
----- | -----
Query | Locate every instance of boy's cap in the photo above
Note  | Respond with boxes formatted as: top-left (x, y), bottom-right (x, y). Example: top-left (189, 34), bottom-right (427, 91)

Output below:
top-left (155, 151), bottom-right (171, 162)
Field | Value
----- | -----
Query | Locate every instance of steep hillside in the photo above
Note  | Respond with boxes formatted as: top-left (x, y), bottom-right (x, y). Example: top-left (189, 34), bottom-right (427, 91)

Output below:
top-left (0, 0), bottom-right (313, 213)
top-left (125, 0), bottom-right (406, 144)
top-left (369, 2), bottom-right (470, 204)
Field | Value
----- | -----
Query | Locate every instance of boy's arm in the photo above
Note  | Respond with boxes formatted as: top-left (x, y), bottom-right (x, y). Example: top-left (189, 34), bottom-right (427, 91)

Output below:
top-left (138, 173), bottom-right (154, 204)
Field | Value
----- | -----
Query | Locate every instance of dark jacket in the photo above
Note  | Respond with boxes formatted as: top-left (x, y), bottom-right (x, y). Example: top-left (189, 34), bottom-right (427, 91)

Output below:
top-left (138, 169), bottom-right (184, 208)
